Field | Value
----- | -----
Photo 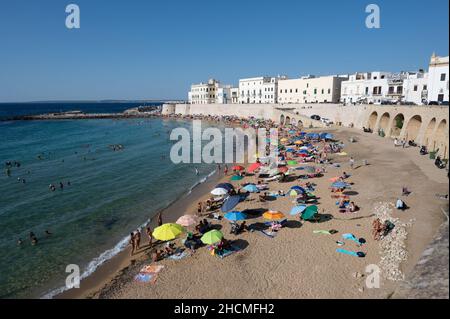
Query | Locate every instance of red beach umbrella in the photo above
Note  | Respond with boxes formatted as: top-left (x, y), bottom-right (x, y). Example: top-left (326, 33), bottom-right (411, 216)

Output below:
top-left (232, 165), bottom-right (245, 171)
top-left (247, 162), bottom-right (262, 173)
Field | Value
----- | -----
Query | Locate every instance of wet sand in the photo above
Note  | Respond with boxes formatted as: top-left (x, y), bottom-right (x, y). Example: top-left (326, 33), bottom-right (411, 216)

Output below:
top-left (58, 126), bottom-right (448, 299)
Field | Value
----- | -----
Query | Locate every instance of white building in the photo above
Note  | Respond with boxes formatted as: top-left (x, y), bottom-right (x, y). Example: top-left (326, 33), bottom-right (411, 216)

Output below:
top-left (340, 72), bottom-right (392, 105)
top-left (230, 87), bottom-right (239, 104)
top-left (278, 75), bottom-right (347, 104)
top-left (239, 76), bottom-right (286, 104)
top-left (188, 79), bottom-right (236, 104)
top-left (403, 71), bottom-right (428, 105)
top-left (427, 53), bottom-right (449, 104)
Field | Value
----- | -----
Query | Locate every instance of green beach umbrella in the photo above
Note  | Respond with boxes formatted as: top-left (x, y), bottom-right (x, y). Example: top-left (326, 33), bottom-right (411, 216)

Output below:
top-left (201, 230), bottom-right (223, 245)
top-left (230, 175), bottom-right (243, 181)
top-left (301, 205), bottom-right (318, 221)
top-left (287, 160), bottom-right (298, 166)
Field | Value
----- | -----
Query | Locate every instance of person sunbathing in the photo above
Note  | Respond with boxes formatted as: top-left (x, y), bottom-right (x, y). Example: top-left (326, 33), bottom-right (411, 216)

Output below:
top-left (164, 242), bottom-right (175, 256)
top-left (348, 201), bottom-right (358, 212)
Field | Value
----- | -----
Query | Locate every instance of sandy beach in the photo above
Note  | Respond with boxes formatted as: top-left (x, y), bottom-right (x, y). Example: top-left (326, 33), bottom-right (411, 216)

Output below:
top-left (58, 124), bottom-right (448, 299)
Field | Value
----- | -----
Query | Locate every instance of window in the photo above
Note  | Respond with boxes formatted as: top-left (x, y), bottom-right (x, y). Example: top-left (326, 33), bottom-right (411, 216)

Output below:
top-left (388, 86), bottom-right (395, 94)
top-left (321, 89), bottom-right (324, 94)
top-left (290, 89), bottom-right (292, 93)
top-left (413, 85), bottom-right (418, 91)
top-left (423, 85), bottom-right (427, 90)
top-left (295, 89), bottom-right (298, 93)
top-left (441, 73), bottom-right (446, 81)
top-left (381, 75), bottom-right (385, 79)
top-left (328, 89), bottom-right (331, 94)
top-left (314, 88), bottom-right (317, 94)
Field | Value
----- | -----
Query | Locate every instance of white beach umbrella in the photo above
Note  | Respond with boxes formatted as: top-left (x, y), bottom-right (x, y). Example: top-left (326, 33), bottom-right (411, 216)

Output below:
top-left (210, 187), bottom-right (228, 196)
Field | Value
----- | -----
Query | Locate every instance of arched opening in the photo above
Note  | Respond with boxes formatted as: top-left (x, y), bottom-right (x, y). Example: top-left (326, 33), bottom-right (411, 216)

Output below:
top-left (405, 115), bottom-right (422, 141)
top-left (367, 111), bottom-right (378, 129)
top-left (280, 114), bottom-right (285, 125)
top-left (379, 112), bottom-right (390, 133)
top-left (423, 118), bottom-right (436, 148)
top-left (433, 119), bottom-right (448, 158)
top-left (291, 118), bottom-right (296, 126)
top-left (285, 116), bottom-right (291, 126)
top-left (391, 113), bottom-right (405, 137)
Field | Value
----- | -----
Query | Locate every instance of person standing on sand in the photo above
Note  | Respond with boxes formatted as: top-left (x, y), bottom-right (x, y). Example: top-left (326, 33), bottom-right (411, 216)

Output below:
top-left (157, 213), bottom-right (163, 226)
top-left (129, 232), bottom-right (136, 256)
top-left (146, 226), bottom-right (153, 247)
top-left (134, 230), bottom-right (141, 251)
top-left (349, 157), bottom-right (355, 169)
top-left (224, 164), bottom-right (228, 176)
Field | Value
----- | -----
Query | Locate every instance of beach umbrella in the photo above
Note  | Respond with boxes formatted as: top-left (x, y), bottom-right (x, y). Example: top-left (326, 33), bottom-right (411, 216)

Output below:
top-left (287, 160), bottom-right (298, 166)
top-left (286, 148), bottom-right (295, 153)
top-left (176, 215), bottom-right (199, 227)
top-left (301, 205), bottom-right (318, 221)
top-left (331, 181), bottom-right (350, 189)
top-left (152, 223), bottom-right (185, 241)
top-left (299, 146), bottom-right (309, 150)
top-left (224, 211), bottom-right (247, 221)
top-left (290, 205), bottom-right (307, 216)
top-left (268, 168), bottom-right (280, 177)
top-left (325, 133), bottom-right (334, 140)
top-left (294, 140), bottom-right (303, 145)
top-left (290, 186), bottom-right (306, 194)
top-left (263, 211), bottom-right (285, 220)
top-left (280, 138), bottom-right (289, 143)
top-left (215, 183), bottom-right (234, 191)
top-left (247, 162), bottom-right (262, 173)
top-left (303, 166), bottom-right (316, 173)
top-left (201, 230), bottom-right (223, 245)
top-left (288, 130), bottom-right (296, 134)
top-left (230, 175), bottom-right (243, 181)
top-left (211, 187), bottom-right (228, 196)
top-left (221, 195), bottom-right (241, 212)
top-left (243, 184), bottom-right (259, 193)
top-left (289, 189), bottom-right (300, 197)
top-left (232, 165), bottom-right (245, 171)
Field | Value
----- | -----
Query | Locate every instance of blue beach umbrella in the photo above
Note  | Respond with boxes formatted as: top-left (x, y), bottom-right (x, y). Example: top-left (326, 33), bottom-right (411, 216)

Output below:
top-left (286, 148), bottom-right (296, 153)
top-left (290, 205), bottom-right (307, 216)
top-left (224, 211), bottom-right (247, 221)
top-left (331, 181), bottom-right (350, 189)
top-left (290, 186), bottom-right (306, 194)
top-left (221, 195), bottom-right (241, 212)
top-left (216, 183), bottom-right (234, 191)
top-left (299, 149), bottom-right (309, 154)
top-left (325, 133), bottom-right (334, 140)
top-left (243, 184), bottom-right (259, 193)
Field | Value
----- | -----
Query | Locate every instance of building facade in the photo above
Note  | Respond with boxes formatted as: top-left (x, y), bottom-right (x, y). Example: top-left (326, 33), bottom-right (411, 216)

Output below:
top-left (238, 76), bottom-right (285, 104)
top-left (427, 54), bottom-right (449, 103)
top-left (340, 72), bottom-right (393, 105)
top-left (403, 71), bottom-right (428, 105)
top-left (278, 75), bottom-right (347, 104)
top-left (189, 79), bottom-right (236, 104)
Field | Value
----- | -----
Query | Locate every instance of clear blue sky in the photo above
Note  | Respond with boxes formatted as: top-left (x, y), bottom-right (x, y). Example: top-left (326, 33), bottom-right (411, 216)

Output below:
top-left (0, 0), bottom-right (448, 102)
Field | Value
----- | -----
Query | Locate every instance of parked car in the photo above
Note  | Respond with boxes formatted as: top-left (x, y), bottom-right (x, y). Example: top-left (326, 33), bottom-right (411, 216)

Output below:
top-left (310, 115), bottom-right (321, 120)
top-left (321, 118), bottom-right (333, 125)
top-left (428, 101), bottom-right (439, 105)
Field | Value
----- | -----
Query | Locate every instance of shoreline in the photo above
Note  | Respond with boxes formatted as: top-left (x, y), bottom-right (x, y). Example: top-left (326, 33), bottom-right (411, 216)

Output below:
top-left (57, 120), bottom-right (448, 299)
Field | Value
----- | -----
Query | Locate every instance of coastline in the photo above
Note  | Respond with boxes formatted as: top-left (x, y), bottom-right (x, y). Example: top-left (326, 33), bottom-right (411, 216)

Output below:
top-left (56, 122), bottom-right (448, 299)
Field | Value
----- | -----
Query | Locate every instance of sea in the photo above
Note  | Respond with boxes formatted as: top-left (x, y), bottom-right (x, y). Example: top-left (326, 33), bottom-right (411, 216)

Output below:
top-left (0, 102), bottom-right (221, 298)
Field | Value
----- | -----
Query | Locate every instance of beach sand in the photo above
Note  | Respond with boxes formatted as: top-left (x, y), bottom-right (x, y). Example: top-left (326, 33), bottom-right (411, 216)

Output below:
top-left (57, 126), bottom-right (448, 299)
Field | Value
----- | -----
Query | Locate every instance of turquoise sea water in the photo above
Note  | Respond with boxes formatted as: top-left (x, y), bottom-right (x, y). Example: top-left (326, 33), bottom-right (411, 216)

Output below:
top-left (0, 118), bottom-right (218, 298)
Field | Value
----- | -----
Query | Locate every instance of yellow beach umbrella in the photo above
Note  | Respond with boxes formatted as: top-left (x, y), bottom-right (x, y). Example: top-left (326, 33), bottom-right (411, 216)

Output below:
top-left (263, 211), bottom-right (285, 220)
top-left (294, 140), bottom-right (303, 145)
top-left (280, 138), bottom-right (289, 143)
top-left (152, 223), bottom-right (185, 241)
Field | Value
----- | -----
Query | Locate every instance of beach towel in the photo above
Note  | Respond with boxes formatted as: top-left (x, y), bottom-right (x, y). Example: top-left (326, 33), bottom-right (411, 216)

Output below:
top-left (336, 248), bottom-right (365, 257)
top-left (216, 245), bottom-right (242, 259)
top-left (140, 264), bottom-right (164, 274)
top-left (313, 230), bottom-right (332, 235)
top-left (342, 233), bottom-right (364, 245)
top-left (134, 273), bottom-right (157, 283)
top-left (167, 250), bottom-right (190, 260)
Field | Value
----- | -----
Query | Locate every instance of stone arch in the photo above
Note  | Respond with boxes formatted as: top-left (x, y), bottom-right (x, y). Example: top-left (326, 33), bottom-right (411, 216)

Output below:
top-left (433, 119), bottom-right (448, 158)
top-left (291, 118), bottom-right (296, 126)
top-left (404, 115), bottom-right (422, 141)
top-left (379, 112), bottom-right (390, 132)
top-left (367, 111), bottom-right (378, 129)
top-left (285, 116), bottom-right (291, 125)
top-left (280, 114), bottom-right (285, 125)
top-left (391, 113), bottom-right (405, 137)
top-left (423, 117), bottom-right (437, 148)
